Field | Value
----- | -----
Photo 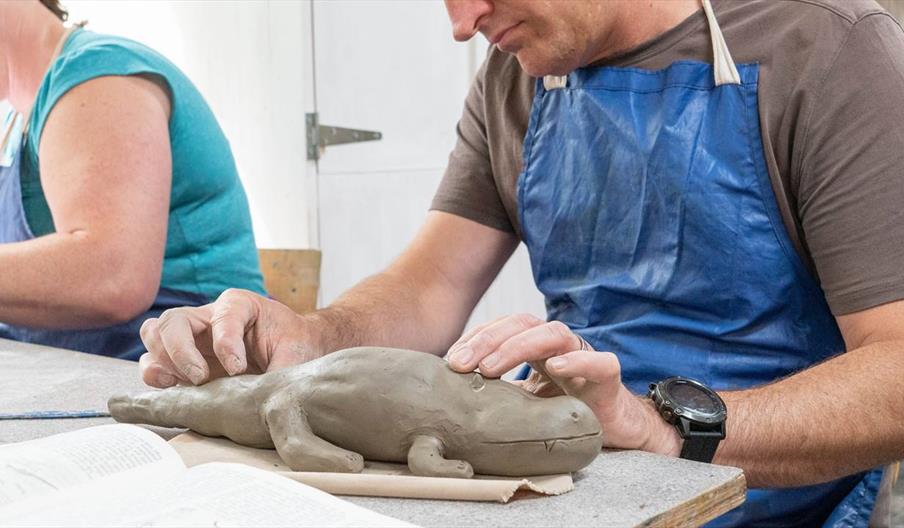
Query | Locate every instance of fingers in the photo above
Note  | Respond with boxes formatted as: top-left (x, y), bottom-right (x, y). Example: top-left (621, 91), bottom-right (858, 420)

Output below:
top-left (450, 315), bottom-right (585, 378)
top-left (545, 350), bottom-right (622, 404)
top-left (543, 350), bottom-right (665, 452)
top-left (448, 315), bottom-right (508, 352)
top-left (138, 289), bottom-right (292, 387)
top-left (155, 306), bottom-right (213, 384)
top-left (209, 289), bottom-right (258, 376)
top-left (545, 350), bottom-right (620, 382)
top-left (139, 317), bottom-right (187, 388)
top-left (447, 313), bottom-right (546, 373)
top-left (484, 320), bottom-right (587, 377)
top-left (138, 349), bottom-right (180, 388)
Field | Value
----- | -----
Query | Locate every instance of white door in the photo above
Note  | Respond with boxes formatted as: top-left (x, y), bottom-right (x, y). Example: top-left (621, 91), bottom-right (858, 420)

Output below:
top-left (311, 0), bottom-right (545, 328)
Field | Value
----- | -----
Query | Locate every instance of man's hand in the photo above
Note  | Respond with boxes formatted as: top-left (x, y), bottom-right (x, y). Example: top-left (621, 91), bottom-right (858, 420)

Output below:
top-left (447, 314), bottom-right (681, 456)
top-left (139, 289), bottom-right (322, 387)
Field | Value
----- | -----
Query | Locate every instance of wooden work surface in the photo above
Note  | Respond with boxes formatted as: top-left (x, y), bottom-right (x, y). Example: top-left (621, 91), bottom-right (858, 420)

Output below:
top-left (0, 338), bottom-right (746, 527)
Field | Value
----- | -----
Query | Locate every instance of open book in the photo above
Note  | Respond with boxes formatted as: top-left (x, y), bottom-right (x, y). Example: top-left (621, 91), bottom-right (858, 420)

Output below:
top-left (0, 424), bottom-right (412, 527)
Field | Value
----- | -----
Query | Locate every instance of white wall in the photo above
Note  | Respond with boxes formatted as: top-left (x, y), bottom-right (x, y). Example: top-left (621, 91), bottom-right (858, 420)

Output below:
top-left (65, 0), bottom-right (316, 249)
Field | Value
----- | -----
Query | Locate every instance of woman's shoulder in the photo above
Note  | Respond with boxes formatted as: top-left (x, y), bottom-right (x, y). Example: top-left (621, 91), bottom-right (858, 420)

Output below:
top-left (29, 29), bottom-right (193, 147)
top-left (47, 29), bottom-right (180, 90)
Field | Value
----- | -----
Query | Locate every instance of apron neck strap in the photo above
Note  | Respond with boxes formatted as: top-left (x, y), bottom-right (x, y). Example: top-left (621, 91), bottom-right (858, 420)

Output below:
top-left (543, 1), bottom-right (742, 90)
top-left (701, 0), bottom-right (740, 86)
top-left (0, 111), bottom-right (19, 161)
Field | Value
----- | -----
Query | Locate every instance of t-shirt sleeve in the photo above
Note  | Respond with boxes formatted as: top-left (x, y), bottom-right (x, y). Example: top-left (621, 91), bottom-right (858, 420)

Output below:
top-left (430, 52), bottom-right (515, 233)
top-left (29, 40), bottom-right (171, 152)
top-left (796, 12), bottom-right (904, 315)
top-left (22, 34), bottom-right (176, 238)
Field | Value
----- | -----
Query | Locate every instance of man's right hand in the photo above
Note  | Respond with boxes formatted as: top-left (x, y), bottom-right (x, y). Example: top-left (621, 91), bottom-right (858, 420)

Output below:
top-left (138, 289), bottom-right (322, 387)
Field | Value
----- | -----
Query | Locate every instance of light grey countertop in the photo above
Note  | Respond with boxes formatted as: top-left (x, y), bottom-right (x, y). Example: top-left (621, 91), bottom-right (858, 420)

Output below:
top-left (0, 338), bottom-right (745, 527)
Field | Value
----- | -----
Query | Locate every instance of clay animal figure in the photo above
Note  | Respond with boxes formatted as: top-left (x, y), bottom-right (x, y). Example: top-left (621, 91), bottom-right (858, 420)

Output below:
top-left (109, 347), bottom-right (602, 478)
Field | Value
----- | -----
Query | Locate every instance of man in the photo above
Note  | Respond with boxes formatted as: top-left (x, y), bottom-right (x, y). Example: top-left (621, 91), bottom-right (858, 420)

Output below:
top-left (139, 0), bottom-right (904, 525)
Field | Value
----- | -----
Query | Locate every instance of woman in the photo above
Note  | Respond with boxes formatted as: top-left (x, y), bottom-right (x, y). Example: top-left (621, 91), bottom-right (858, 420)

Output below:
top-left (0, 0), bottom-right (265, 360)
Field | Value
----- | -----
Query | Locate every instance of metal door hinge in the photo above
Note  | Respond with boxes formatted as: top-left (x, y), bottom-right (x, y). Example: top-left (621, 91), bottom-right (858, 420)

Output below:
top-left (306, 112), bottom-right (382, 160)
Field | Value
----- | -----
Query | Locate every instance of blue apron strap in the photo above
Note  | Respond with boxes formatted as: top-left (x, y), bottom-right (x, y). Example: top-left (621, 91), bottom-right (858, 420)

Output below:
top-left (822, 467), bottom-right (885, 527)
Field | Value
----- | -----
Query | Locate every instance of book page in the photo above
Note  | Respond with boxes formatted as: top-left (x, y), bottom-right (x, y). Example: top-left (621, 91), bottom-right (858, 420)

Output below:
top-left (0, 424), bottom-right (183, 508)
top-left (134, 463), bottom-right (414, 527)
top-left (2, 463), bottom-right (414, 527)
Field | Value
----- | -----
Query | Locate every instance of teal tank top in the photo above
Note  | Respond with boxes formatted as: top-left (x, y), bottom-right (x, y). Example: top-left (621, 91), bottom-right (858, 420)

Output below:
top-left (22, 29), bottom-right (266, 300)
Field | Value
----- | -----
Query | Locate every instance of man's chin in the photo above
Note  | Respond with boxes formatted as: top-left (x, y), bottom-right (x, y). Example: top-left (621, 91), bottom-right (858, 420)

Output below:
top-left (513, 52), bottom-right (574, 78)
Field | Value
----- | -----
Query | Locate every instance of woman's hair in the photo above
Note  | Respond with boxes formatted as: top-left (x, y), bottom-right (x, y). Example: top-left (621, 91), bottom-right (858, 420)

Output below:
top-left (39, 0), bottom-right (68, 21)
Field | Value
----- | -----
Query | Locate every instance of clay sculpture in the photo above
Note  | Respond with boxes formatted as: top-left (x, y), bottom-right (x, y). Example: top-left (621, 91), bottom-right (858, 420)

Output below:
top-left (109, 347), bottom-right (602, 477)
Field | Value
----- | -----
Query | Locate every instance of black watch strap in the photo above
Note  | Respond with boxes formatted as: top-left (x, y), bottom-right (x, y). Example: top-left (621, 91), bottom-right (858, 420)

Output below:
top-left (679, 431), bottom-right (722, 463)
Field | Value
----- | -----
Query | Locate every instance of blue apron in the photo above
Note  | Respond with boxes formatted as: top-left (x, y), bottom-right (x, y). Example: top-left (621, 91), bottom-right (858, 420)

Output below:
top-left (0, 118), bottom-right (207, 360)
top-left (515, 7), bottom-right (882, 527)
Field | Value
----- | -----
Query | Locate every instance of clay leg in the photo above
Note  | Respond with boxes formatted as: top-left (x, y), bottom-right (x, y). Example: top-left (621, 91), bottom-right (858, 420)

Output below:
top-left (262, 393), bottom-right (364, 473)
top-left (407, 435), bottom-right (474, 478)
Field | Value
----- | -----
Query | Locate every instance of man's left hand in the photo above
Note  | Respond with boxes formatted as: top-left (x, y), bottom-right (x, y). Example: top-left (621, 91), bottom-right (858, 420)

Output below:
top-left (447, 314), bottom-right (681, 456)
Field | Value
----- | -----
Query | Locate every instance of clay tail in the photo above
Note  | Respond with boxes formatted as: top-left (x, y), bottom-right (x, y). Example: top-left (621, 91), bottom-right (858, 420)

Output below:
top-left (107, 387), bottom-right (198, 428)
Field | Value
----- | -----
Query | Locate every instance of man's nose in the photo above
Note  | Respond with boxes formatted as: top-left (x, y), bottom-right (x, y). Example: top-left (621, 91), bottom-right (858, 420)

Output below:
top-left (444, 0), bottom-right (493, 42)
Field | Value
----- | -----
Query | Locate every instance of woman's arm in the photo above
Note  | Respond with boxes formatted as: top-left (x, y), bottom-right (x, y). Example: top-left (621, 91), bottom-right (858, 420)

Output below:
top-left (0, 74), bottom-right (172, 328)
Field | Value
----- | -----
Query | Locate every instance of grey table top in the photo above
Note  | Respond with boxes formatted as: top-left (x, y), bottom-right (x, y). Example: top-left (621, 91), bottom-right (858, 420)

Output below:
top-left (0, 338), bottom-right (745, 527)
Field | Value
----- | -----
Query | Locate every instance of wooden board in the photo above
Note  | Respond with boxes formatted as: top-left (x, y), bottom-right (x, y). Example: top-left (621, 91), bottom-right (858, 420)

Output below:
top-left (258, 249), bottom-right (321, 313)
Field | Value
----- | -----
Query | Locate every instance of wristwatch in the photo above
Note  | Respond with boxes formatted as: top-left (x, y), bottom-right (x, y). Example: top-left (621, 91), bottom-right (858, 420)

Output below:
top-left (647, 377), bottom-right (727, 463)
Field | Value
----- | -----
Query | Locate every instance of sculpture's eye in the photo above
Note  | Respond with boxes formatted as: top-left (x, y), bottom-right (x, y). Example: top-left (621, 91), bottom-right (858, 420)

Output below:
top-left (470, 373), bottom-right (486, 392)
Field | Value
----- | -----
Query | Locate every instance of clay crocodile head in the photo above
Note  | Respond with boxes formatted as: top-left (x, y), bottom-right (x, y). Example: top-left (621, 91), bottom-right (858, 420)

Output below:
top-left (441, 368), bottom-right (603, 476)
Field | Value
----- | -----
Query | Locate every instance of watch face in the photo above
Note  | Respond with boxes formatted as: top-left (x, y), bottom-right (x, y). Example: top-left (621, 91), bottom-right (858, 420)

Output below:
top-left (663, 378), bottom-right (726, 423)
top-left (670, 382), bottom-right (718, 412)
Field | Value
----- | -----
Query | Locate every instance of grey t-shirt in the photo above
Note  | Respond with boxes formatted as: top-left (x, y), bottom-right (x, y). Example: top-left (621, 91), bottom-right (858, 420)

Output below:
top-left (431, 0), bottom-right (904, 316)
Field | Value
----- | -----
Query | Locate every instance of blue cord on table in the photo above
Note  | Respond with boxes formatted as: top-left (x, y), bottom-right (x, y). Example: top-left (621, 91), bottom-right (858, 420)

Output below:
top-left (0, 410), bottom-right (111, 420)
